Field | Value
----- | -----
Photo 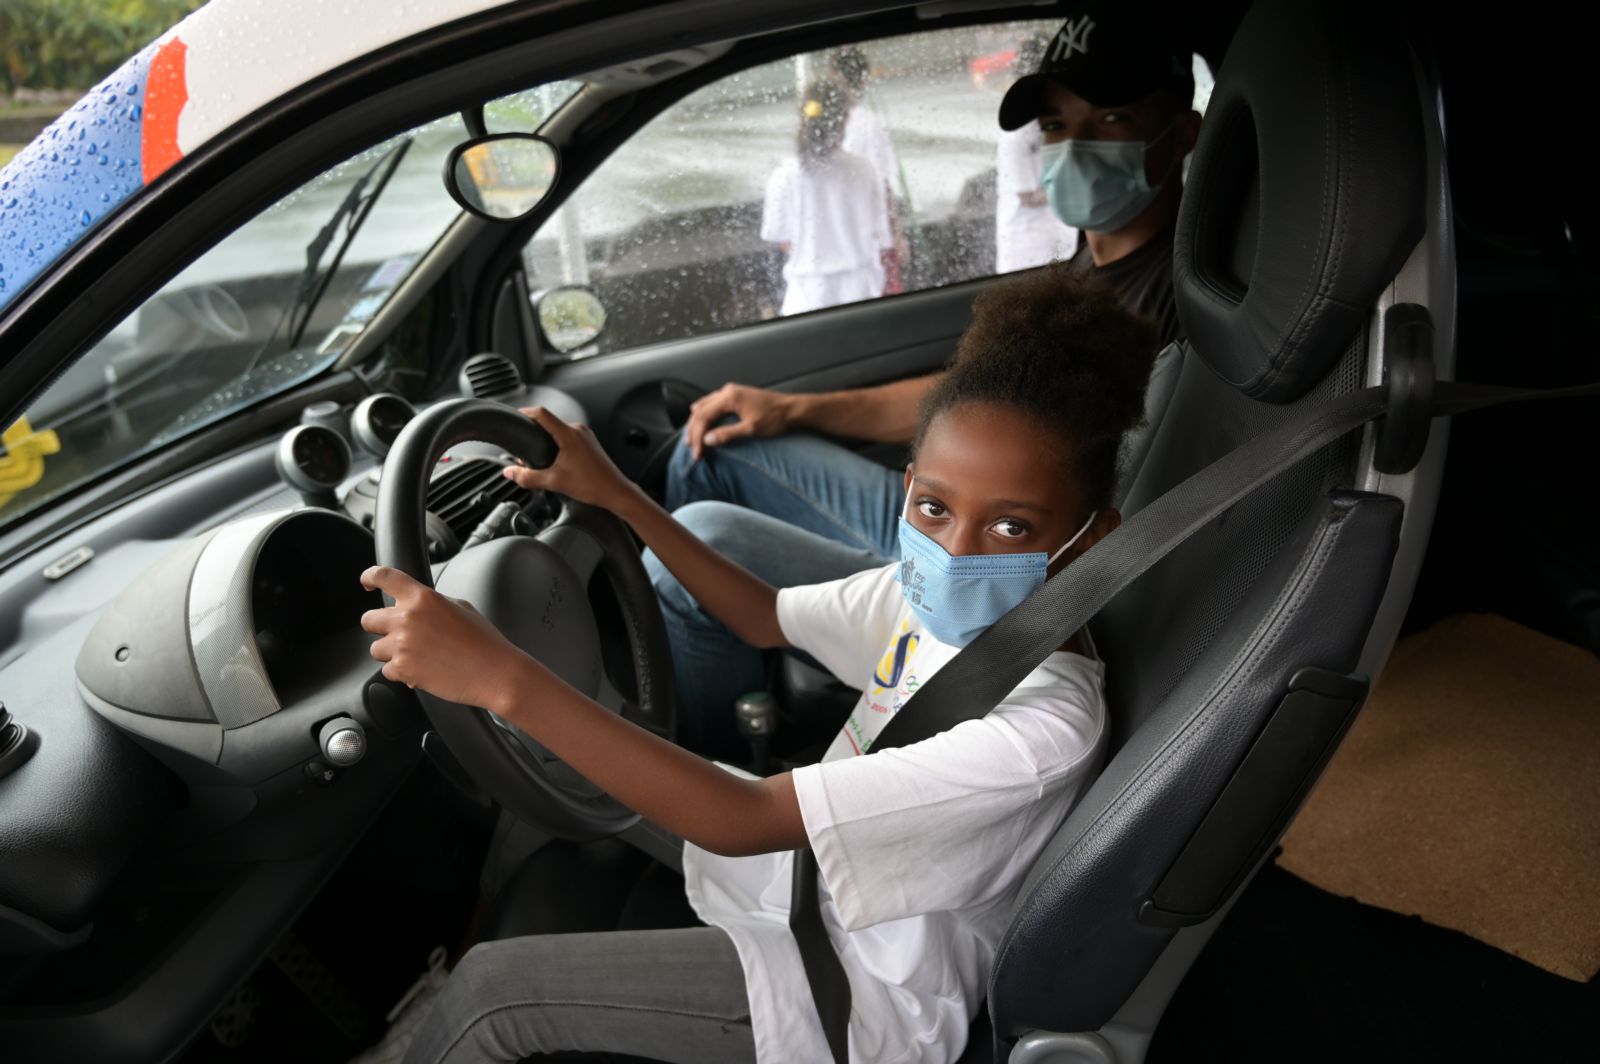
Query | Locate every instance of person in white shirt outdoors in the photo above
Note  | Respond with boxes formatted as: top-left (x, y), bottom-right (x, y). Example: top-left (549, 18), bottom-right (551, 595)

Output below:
top-left (368, 270), bottom-right (1157, 1063)
top-left (994, 32), bottom-right (1079, 272)
top-left (832, 45), bottom-right (908, 293)
top-left (652, 2), bottom-right (1200, 766)
top-left (761, 79), bottom-right (893, 316)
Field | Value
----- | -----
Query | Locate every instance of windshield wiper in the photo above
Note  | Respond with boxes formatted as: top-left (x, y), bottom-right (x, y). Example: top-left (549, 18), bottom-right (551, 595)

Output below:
top-left (243, 138), bottom-right (413, 375)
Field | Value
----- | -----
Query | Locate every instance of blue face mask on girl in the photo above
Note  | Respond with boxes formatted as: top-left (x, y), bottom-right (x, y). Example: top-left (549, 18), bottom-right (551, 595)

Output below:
top-left (896, 500), bottom-right (1098, 648)
top-left (1038, 121), bottom-right (1175, 233)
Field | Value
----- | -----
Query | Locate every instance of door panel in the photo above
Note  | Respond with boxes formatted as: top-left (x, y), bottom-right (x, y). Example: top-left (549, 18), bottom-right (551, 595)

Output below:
top-left (545, 273), bottom-right (996, 485)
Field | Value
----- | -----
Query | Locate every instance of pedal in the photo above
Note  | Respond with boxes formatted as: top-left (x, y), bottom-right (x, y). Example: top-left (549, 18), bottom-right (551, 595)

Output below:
top-left (208, 976), bottom-right (263, 1048)
top-left (268, 930), bottom-right (368, 1044)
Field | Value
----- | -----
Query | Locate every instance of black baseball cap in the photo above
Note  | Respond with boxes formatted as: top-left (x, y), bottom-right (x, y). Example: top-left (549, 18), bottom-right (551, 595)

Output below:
top-left (998, 3), bottom-right (1193, 130)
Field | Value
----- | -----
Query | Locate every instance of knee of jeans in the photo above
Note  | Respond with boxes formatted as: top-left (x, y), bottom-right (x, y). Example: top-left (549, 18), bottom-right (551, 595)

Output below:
top-left (646, 502), bottom-right (745, 604)
top-left (435, 942), bottom-right (501, 1016)
top-left (647, 502), bottom-right (758, 616)
top-left (643, 546), bottom-right (690, 616)
top-left (670, 500), bottom-right (756, 552)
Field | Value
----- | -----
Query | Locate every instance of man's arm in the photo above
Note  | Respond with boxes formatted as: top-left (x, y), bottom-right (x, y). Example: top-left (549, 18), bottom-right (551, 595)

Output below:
top-left (684, 372), bottom-right (942, 458)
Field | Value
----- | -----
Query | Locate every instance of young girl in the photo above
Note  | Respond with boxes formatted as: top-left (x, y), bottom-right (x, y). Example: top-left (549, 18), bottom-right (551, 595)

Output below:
top-left (761, 79), bottom-right (893, 316)
top-left (366, 272), bottom-right (1156, 1063)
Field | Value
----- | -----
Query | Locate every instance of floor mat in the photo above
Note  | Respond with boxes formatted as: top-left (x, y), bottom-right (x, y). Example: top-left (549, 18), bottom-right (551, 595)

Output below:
top-left (1149, 865), bottom-right (1600, 1063)
top-left (1278, 612), bottom-right (1600, 981)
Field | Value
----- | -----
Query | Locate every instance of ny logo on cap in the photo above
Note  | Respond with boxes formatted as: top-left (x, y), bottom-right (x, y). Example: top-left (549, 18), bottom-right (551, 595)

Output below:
top-left (1049, 16), bottom-right (1096, 62)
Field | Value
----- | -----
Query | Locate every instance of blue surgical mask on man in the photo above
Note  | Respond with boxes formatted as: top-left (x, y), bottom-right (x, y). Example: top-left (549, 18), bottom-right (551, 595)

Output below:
top-left (1038, 122), bottom-right (1174, 233)
top-left (897, 501), bottom-right (1098, 648)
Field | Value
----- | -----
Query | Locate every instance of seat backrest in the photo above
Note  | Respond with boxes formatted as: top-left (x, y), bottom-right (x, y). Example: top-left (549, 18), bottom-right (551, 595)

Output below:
top-left (987, 0), bottom-right (1436, 1054)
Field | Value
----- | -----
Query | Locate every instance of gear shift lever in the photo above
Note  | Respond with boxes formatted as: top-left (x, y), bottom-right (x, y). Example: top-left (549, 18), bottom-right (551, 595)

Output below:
top-left (734, 691), bottom-right (777, 776)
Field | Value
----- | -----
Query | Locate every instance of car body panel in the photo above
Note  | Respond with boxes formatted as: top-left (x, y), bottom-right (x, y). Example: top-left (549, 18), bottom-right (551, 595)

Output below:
top-left (0, 0), bottom-right (517, 314)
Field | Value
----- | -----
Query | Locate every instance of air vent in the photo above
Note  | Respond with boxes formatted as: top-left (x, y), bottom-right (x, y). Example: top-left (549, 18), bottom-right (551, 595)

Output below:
top-left (426, 457), bottom-right (530, 544)
top-left (459, 353), bottom-right (523, 401)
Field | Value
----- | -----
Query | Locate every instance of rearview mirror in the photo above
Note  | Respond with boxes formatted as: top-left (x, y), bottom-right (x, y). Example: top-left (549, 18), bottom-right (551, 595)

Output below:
top-left (536, 286), bottom-right (607, 355)
top-left (444, 134), bottom-right (559, 221)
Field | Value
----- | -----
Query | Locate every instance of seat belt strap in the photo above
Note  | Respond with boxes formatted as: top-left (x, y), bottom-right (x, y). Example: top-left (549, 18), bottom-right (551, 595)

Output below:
top-left (790, 848), bottom-right (852, 1063)
top-left (788, 377), bottom-right (1600, 1060)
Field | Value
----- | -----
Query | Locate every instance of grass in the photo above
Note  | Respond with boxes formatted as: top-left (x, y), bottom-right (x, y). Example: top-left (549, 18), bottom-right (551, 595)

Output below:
top-left (0, 144), bottom-right (21, 167)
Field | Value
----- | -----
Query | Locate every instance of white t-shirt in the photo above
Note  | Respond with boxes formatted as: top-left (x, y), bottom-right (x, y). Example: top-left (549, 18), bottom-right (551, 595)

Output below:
top-left (682, 564), bottom-right (1108, 1064)
top-left (842, 101), bottom-right (898, 196)
top-left (762, 152), bottom-right (891, 278)
top-left (994, 123), bottom-right (1079, 274)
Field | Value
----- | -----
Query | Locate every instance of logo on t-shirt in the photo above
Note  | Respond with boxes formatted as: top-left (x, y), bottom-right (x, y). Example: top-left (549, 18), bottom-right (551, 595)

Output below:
top-left (873, 625), bottom-right (920, 690)
top-left (834, 622), bottom-right (924, 755)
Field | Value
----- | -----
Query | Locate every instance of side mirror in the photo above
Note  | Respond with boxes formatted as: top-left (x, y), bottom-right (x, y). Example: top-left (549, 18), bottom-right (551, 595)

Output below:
top-left (535, 286), bottom-right (607, 356)
top-left (444, 134), bottom-right (559, 222)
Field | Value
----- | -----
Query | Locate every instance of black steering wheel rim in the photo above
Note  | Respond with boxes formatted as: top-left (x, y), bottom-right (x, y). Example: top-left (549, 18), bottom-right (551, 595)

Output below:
top-left (375, 398), bottom-right (676, 839)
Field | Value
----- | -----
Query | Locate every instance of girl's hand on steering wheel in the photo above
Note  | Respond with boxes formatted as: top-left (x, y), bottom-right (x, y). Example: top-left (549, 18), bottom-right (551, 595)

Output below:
top-left (360, 565), bottom-right (533, 713)
top-left (504, 407), bottom-right (642, 515)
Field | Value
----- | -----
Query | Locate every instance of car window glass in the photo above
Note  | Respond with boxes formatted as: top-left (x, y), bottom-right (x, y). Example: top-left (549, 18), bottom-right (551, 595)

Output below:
top-left (522, 27), bottom-right (1212, 359)
top-left (0, 82), bottom-right (580, 531)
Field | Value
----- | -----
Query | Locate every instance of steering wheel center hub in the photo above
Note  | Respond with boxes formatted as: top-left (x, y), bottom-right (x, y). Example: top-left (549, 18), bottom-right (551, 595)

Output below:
top-left (435, 536), bottom-right (603, 701)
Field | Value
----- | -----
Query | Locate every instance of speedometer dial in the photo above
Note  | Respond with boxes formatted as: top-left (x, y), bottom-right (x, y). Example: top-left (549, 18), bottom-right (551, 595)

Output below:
top-left (275, 423), bottom-right (351, 498)
top-left (351, 393), bottom-right (417, 459)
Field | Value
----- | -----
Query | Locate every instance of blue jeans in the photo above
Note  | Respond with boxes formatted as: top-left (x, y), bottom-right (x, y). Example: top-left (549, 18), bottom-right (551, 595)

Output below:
top-left (648, 435), bottom-right (906, 760)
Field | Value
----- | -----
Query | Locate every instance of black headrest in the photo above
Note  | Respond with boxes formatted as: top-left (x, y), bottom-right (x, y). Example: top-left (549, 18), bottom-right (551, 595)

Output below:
top-left (1174, 0), bottom-right (1426, 403)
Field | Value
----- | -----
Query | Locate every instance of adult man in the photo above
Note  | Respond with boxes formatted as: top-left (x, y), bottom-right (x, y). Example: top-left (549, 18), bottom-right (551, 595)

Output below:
top-left (652, 6), bottom-right (1201, 759)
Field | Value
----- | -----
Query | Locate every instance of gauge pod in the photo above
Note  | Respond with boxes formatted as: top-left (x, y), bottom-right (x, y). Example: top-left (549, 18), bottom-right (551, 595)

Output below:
top-left (75, 509), bottom-right (397, 784)
top-left (350, 392), bottom-right (417, 459)
top-left (275, 423), bottom-right (351, 507)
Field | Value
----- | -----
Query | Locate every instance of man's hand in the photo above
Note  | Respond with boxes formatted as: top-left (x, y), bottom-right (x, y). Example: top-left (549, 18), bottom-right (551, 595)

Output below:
top-left (682, 383), bottom-right (798, 460)
top-left (360, 566), bottom-right (531, 713)
top-left (504, 407), bottom-right (642, 514)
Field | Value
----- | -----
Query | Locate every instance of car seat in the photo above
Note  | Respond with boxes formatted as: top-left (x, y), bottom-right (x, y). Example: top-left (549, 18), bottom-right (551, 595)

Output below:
top-left (960, 1), bottom-right (1454, 1061)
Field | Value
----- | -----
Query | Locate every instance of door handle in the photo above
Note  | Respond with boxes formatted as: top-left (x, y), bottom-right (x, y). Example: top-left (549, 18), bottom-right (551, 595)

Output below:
top-left (660, 380), bottom-right (704, 429)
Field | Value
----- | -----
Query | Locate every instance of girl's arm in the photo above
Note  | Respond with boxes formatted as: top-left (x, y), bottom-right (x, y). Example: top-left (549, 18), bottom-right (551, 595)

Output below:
top-left (506, 407), bottom-right (788, 650)
top-left (360, 565), bottom-right (807, 856)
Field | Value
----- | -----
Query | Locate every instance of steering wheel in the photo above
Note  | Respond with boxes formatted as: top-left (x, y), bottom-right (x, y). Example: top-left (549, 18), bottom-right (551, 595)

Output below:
top-left (375, 398), bottom-right (676, 839)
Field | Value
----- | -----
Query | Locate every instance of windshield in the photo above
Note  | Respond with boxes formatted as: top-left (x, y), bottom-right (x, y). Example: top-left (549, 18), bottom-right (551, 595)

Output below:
top-left (0, 84), bottom-right (579, 529)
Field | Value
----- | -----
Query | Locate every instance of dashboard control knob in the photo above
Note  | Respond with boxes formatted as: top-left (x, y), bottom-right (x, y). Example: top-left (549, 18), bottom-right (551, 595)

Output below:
top-left (317, 717), bottom-right (367, 767)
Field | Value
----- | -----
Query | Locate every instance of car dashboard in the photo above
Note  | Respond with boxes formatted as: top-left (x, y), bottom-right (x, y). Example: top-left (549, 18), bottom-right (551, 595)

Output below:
top-left (0, 381), bottom-right (578, 1063)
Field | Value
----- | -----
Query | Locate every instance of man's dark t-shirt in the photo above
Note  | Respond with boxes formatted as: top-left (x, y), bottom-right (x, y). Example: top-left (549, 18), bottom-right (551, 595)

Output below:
top-left (1066, 223), bottom-right (1180, 349)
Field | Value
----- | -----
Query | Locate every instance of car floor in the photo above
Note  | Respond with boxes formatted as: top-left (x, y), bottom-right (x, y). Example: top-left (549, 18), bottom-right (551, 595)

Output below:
top-left (1149, 863), bottom-right (1600, 1063)
top-left (175, 769), bottom-right (494, 1064)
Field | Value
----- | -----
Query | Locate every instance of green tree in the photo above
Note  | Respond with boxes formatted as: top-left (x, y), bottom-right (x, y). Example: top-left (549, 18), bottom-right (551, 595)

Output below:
top-left (1, 0), bottom-right (207, 96)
